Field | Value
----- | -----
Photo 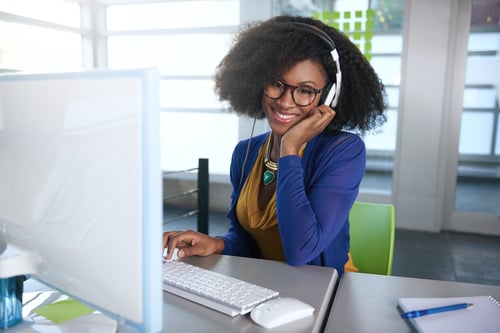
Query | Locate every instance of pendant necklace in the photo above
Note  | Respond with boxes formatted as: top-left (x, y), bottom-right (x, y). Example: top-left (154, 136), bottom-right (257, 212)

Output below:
top-left (263, 133), bottom-right (278, 186)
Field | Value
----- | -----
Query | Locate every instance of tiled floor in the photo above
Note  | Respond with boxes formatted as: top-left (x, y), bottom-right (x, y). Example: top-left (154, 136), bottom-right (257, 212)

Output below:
top-left (392, 229), bottom-right (500, 286)
top-left (164, 208), bottom-right (500, 286)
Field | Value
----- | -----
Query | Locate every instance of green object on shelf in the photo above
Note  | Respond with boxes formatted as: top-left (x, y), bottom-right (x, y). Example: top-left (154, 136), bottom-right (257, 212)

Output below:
top-left (34, 298), bottom-right (95, 324)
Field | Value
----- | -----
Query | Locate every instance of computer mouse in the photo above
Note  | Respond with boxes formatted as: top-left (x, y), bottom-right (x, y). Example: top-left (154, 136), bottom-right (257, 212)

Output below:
top-left (250, 297), bottom-right (314, 329)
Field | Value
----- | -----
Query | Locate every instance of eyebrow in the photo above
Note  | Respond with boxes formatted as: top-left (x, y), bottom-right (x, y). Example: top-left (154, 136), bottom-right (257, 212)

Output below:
top-left (278, 79), bottom-right (320, 88)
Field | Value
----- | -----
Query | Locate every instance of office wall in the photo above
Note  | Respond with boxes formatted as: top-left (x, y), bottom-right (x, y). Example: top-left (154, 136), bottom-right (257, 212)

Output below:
top-left (390, 0), bottom-right (458, 232)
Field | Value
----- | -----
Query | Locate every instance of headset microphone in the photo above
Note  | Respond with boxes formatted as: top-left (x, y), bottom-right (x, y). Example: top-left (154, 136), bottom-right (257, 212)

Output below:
top-left (239, 118), bottom-right (257, 188)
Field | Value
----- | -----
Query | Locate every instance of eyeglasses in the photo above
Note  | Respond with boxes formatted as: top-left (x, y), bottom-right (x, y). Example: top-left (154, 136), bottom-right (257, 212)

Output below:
top-left (264, 80), bottom-right (322, 107)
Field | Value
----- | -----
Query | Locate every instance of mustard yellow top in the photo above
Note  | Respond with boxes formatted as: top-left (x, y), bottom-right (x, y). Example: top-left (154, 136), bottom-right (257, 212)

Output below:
top-left (236, 138), bottom-right (285, 261)
top-left (235, 135), bottom-right (358, 272)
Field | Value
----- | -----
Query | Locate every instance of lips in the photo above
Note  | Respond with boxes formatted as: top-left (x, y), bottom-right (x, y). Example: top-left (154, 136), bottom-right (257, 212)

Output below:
top-left (271, 107), bottom-right (298, 123)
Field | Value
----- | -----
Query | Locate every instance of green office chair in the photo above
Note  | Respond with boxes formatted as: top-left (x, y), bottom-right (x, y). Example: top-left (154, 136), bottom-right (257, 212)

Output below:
top-left (349, 201), bottom-right (395, 275)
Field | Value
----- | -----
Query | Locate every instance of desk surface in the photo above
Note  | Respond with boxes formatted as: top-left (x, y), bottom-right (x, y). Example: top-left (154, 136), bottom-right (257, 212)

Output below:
top-left (163, 255), bottom-right (338, 333)
top-left (22, 255), bottom-right (337, 333)
top-left (324, 272), bottom-right (500, 333)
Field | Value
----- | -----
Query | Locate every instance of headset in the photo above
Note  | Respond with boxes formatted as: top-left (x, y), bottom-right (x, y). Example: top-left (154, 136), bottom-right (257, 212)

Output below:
top-left (290, 22), bottom-right (342, 108)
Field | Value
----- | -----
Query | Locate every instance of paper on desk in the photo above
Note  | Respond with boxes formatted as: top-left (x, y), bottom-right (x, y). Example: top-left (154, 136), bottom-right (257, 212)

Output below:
top-left (33, 298), bottom-right (95, 324)
top-left (397, 295), bottom-right (500, 333)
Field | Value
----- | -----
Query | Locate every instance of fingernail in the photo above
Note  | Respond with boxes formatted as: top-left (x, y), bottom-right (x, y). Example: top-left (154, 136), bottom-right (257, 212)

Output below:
top-left (178, 250), bottom-right (184, 258)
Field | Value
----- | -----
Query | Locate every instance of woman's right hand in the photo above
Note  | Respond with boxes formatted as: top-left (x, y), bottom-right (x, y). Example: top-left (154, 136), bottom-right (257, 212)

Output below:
top-left (162, 230), bottom-right (224, 260)
top-left (280, 105), bottom-right (336, 156)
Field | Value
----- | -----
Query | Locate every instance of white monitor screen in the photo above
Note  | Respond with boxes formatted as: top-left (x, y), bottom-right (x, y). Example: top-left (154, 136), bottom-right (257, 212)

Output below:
top-left (0, 69), bottom-right (162, 332)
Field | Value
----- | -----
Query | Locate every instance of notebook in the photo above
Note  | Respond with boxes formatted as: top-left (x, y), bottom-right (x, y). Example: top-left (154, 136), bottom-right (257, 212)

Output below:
top-left (397, 295), bottom-right (500, 333)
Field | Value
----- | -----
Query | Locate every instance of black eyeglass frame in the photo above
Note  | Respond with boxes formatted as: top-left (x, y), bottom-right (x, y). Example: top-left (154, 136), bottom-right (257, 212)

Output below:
top-left (263, 80), bottom-right (323, 107)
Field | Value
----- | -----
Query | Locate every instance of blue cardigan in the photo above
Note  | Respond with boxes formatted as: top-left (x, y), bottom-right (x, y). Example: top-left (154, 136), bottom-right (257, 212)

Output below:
top-left (219, 131), bottom-right (365, 276)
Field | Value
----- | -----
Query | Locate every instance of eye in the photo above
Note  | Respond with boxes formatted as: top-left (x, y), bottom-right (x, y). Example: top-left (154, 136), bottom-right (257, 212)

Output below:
top-left (271, 81), bottom-right (285, 88)
top-left (296, 86), bottom-right (315, 96)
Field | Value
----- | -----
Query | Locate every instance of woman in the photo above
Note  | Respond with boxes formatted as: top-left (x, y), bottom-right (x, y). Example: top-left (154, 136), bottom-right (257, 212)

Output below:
top-left (163, 15), bottom-right (386, 276)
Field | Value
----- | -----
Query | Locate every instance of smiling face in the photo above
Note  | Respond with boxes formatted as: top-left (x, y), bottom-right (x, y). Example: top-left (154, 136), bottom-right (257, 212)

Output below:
top-left (262, 59), bottom-right (328, 137)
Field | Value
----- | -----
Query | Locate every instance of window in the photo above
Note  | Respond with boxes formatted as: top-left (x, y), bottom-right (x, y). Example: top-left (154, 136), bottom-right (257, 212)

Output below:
top-left (1, 0), bottom-right (242, 174)
top-left (105, 0), bottom-right (240, 174)
top-left (0, 0), bottom-right (82, 72)
top-left (454, 0), bottom-right (500, 214)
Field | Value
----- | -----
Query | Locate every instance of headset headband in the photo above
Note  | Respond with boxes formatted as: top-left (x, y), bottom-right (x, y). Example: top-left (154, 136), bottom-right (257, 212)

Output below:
top-left (289, 21), bottom-right (342, 108)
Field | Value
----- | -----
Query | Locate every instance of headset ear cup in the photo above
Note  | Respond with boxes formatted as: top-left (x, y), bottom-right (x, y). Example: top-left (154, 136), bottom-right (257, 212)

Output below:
top-left (320, 82), bottom-right (336, 106)
top-left (319, 82), bottom-right (333, 104)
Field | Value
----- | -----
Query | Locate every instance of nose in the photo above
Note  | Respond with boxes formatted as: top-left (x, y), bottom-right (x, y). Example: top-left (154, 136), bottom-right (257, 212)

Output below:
top-left (277, 87), bottom-right (296, 107)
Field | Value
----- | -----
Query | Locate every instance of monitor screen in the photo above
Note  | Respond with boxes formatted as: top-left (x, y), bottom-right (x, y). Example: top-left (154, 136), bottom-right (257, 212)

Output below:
top-left (0, 69), bottom-right (163, 332)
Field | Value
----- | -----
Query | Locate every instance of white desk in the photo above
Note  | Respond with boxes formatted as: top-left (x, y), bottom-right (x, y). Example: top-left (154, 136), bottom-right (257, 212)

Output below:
top-left (162, 255), bottom-right (338, 333)
top-left (324, 272), bottom-right (500, 333)
top-left (21, 255), bottom-right (338, 333)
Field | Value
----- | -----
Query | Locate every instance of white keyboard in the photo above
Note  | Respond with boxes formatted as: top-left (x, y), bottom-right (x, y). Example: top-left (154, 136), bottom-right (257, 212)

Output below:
top-left (162, 260), bottom-right (279, 316)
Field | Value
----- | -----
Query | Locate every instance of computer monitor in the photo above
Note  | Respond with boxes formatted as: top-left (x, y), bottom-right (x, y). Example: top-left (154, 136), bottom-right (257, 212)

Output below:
top-left (0, 68), bottom-right (163, 332)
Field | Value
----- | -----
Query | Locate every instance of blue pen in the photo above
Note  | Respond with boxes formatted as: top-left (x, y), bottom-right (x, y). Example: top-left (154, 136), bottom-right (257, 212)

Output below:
top-left (401, 302), bottom-right (474, 319)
